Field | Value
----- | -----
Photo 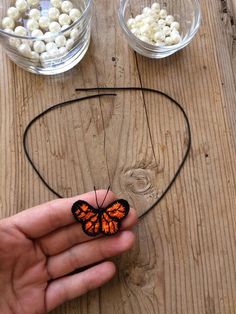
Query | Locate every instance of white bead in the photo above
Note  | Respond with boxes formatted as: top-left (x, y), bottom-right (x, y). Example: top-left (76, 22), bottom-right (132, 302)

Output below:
top-left (61, 1), bottom-right (73, 13)
top-left (143, 16), bottom-right (154, 24)
top-left (142, 7), bottom-right (151, 15)
top-left (55, 34), bottom-right (66, 47)
top-left (15, 0), bottom-right (28, 12)
top-left (58, 46), bottom-right (67, 56)
top-left (61, 24), bottom-right (70, 36)
top-left (31, 29), bottom-right (43, 37)
top-left (171, 21), bottom-right (180, 30)
top-left (69, 8), bottom-right (81, 22)
top-left (165, 15), bottom-right (174, 26)
top-left (29, 8), bottom-right (40, 20)
top-left (158, 19), bottom-right (166, 28)
top-left (139, 24), bottom-right (149, 34)
top-left (70, 28), bottom-right (80, 39)
top-left (39, 16), bottom-right (50, 29)
top-left (127, 18), bottom-right (135, 28)
top-left (48, 7), bottom-right (60, 20)
top-left (22, 39), bottom-right (33, 47)
top-left (18, 43), bottom-right (31, 57)
top-left (30, 51), bottom-right (40, 60)
top-left (1, 17), bottom-right (15, 29)
top-left (49, 21), bottom-right (61, 32)
top-left (159, 9), bottom-right (167, 19)
top-left (43, 31), bottom-right (55, 42)
top-left (163, 26), bottom-right (171, 36)
top-left (131, 28), bottom-right (139, 36)
top-left (46, 42), bottom-right (57, 52)
top-left (27, 19), bottom-right (39, 31)
top-left (9, 37), bottom-right (21, 47)
top-left (7, 7), bottom-right (20, 20)
top-left (170, 32), bottom-right (181, 44)
top-left (15, 26), bottom-right (27, 36)
top-left (48, 47), bottom-right (59, 57)
top-left (50, 0), bottom-right (62, 9)
top-left (154, 31), bottom-right (165, 42)
top-left (65, 38), bottom-right (74, 50)
top-left (58, 13), bottom-right (71, 26)
top-left (40, 51), bottom-right (50, 61)
top-left (33, 40), bottom-right (46, 53)
top-left (151, 2), bottom-right (160, 12)
top-left (27, 0), bottom-right (40, 7)
top-left (164, 36), bottom-right (173, 45)
top-left (137, 35), bottom-right (150, 43)
top-left (134, 14), bottom-right (143, 23)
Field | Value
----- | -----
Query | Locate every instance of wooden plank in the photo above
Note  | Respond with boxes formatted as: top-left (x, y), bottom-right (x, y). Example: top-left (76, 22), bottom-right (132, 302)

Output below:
top-left (0, 0), bottom-right (235, 313)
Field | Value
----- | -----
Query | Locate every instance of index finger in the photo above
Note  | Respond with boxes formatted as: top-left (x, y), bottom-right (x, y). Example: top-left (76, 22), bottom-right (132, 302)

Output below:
top-left (9, 190), bottom-right (117, 238)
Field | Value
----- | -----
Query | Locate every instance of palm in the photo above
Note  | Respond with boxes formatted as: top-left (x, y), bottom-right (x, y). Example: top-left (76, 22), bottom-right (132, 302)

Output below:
top-left (0, 190), bottom-right (136, 314)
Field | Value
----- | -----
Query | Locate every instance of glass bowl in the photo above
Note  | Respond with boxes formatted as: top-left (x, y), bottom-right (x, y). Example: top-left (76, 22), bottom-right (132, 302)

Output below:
top-left (0, 0), bottom-right (92, 75)
top-left (118, 0), bottom-right (201, 58)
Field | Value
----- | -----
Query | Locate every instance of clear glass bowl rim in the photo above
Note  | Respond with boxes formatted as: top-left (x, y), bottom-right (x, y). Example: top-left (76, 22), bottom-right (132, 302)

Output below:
top-left (118, 0), bottom-right (201, 52)
top-left (0, 0), bottom-right (93, 40)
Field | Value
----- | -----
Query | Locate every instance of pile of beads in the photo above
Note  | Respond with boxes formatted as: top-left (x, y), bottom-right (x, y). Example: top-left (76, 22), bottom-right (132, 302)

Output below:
top-left (1, 0), bottom-right (81, 64)
top-left (127, 2), bottom-right (181, 46)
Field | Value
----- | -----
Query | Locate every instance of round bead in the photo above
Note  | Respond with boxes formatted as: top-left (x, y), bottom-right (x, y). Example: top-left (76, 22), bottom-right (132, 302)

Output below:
top-left (4, 28), bottom-right (14, 34)
top-left (31, 29), bottom-right (43, 37)
top-left (55, 34), bottom-right (66, 47)
top-left (157, 19), bottom-right (166, 27)
top-left (164, 36), bottom-right (173, 46)
top-left (127, 18), bottom-right (135, 28)
top-left (49, 21), bottom-right (61, 32)
top-left (30, 51), bottom-right (40, 60)
top-left (22, 39), bottom-right (33, 47)
top-left (46, 41), bottom-right (57, 52)
top-left (61, 1), bottom-right (73, 13)
top-left (151, 2), bottom-right (160, 12)
top-left (27, 0), bottom-right (40, 7)
top-left (40, 51), bottom-right (50, 62)
top-left (65, 38), bottom-right (74, 50)
top-left (163, 26), bottom-right (171, 36)
top-left (58, 13), bottom-right (71, 26)
top-left (70, 28), bottom-right (79, 39)
top-left (1, 17), bottom-right (15, 29)
top-left (39, 16), bottom-right (50, 29)
top-left (48, 7), bottom-right (60, 20)
top-left (15, 26), bottom-right (27, 36)
top-left (170, 32), bottom-right (181, 44)
top-left (142, 7), bottom-right (151, 15)
top-left (134, 14), bottom-right (143, 23)
top-left (27, 19), bottom-right (39, 31)
top-left (130, 28), bottom-right (139, 36)
top-left (159, 9), bottom-right (167, 19)
top-left (165, 15), bottom-right (174, 26)
top-left (154, 31), bottom-right (165, 42)
top-left (29, 8), bottom-right (40, 20)
top-left (48, 47), bottom-right (59, 57)
top-left (18, 43), bottom-right (31, 57)
top-left (139, 24), bottom-right (149, 35)
top-left (171, 21), bottom-right (180, 30)
top-left (50, 0), bottom-right (62, 9)
top-left (137, 35), bottom-right (150, 43)
top-left (69, 8), bottom-right (81, 22)
top-left (43, 31), bottom-right (55, 42)
top-left (61, 24), bottom-right (70, 36)
top-left (15, 0), bottom-right (28, 12)
top-left (33, 40), bottom-right (46, 53)
top-left (143, 16), bottom-right (154, 24)
top-left (58, 46), bottom-right (67, 56)
top-left (9, 37), bottom-right (21, 47)
top-left (7, 7), bottom-right (20, 20)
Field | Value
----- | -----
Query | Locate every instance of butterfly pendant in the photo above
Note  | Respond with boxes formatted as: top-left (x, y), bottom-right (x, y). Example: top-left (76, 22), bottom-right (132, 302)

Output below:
top-left (71, 199), bottom-right (130, 237)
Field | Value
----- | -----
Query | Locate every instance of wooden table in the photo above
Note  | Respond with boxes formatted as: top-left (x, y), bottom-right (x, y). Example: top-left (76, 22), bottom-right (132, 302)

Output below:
top-left (0, 0), bottom-right (236, 313)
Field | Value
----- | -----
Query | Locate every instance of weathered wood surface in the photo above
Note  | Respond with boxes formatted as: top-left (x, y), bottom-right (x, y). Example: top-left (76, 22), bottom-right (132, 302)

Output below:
top-left (0, 0), bottom-right (236, 313)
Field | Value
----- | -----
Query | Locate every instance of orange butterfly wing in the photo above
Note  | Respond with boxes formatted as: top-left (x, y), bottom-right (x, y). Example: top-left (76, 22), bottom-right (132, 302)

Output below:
top-left (71, 200), bottom-right (101, 236)
top-left (101, 199), bottom-right (130, 236)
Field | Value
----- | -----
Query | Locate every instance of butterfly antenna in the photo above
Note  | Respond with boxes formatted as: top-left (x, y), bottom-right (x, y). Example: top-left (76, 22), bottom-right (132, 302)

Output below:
top-left (94, 186), bottom-right (100, 209)
top-left (100, 186), bottom-right (111, 208)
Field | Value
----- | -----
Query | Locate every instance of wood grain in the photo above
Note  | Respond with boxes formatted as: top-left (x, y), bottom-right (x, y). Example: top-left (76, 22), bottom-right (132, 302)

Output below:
top-left (0, 0), bottom-right (236, 313)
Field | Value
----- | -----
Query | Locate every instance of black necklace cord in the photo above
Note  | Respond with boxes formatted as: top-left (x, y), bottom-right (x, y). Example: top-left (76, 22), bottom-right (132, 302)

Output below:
top-left (23, 93), bottom-right (117, 199)
top-left (75, 87), bottom-right (191, 219)
top-left (23, 87), bottom-right (191, 220)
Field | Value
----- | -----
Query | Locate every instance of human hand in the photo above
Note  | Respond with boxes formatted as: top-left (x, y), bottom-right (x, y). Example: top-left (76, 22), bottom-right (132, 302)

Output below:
top-left (0, 190), bottom-right (137, 314)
